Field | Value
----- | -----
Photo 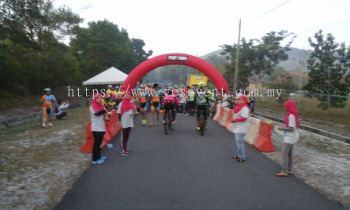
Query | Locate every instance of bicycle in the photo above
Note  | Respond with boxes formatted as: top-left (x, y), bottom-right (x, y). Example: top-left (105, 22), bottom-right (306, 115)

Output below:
top-left (196, 105), bottom-right (208, 136)
top-left (198, 113), bottom-right (205, 136)
top-left (163, 110), bottom-right (173, 135)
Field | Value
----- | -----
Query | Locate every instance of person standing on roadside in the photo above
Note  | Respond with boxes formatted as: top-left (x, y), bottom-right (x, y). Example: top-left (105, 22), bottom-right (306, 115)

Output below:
top-left (117, 91), bottom-right (136, 156)
top-left (187, 87), bottom-right (196, 115)
top-left (231, 95), bottom-right (250, 162)
top-left (276, 99), bottom-right (300, 177)
top-left (39, 88), bottom-right (58, 128)
top-left (90, 93), bottom-right (109, 164)
top-left (179, 89), bottom-right (187, 115)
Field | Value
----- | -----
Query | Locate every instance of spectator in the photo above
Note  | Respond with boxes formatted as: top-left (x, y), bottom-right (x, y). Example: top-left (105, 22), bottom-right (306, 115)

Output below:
top-left (276, 99), bottom-right (300, 177)
top-left (117, 91), bottom-right (136, 156)
top-left (56, 100), bottom-right (69, 120)
top-left (179, 91), bottom-right (187, 115)
top-left (231, 95), bottom-right (250, 162)
top-left (187, 87), bottom-right (196, 115)
top-left (90, 93), bottom-right (108, 164)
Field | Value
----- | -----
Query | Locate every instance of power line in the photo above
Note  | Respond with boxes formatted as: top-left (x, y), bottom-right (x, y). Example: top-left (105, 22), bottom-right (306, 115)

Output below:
top-left (242, 0), bottom-right (292, 25)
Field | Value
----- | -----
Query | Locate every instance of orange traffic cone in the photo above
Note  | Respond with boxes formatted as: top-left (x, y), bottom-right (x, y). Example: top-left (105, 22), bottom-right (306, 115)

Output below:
top-left (253, 121), bottom-right (275, 152)
top-left (80, 122), bottom-right (94, 153)
top-left (100, 122), bottom-right (113, 148)
top-left (224, 109), bottom-right (234, 128)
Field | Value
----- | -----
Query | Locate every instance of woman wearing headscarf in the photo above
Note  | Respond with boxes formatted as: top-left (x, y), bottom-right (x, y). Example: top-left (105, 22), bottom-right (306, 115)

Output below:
top-left (231, 95), bottom-right (250, 162)
top-left (276, 99), bottom-right (300, 177)
top-left (117, 92), bottom-right (136, 156)
top-left (90, 93), bottom-right (109, 164)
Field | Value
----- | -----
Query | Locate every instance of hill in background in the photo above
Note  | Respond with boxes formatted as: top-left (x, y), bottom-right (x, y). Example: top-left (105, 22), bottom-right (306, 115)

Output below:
top-left (201, 47), bottom-right (311, 72)
top-left (143, 47), bottom-right (311, 86)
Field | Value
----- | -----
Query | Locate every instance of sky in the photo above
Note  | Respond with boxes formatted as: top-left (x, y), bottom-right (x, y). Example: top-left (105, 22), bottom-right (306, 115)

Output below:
top-left (55, 0), bottom-right (350, 57)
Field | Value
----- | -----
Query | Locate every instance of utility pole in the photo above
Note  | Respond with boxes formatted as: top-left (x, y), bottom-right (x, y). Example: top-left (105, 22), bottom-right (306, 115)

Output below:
top-left (233, 18), bottom-right (241, 93)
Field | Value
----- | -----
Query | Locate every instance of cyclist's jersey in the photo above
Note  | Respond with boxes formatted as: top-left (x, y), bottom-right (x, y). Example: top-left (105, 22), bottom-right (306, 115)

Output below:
top-left (139, 93), bottom-right (149, 109)
top-left (196, 92), bottom-right (208, 106)
top-left (151, 90), bottom-right (162, 110)
top-left (140, 96), bottom-right (148, 103)
top-left (117, 91), bottom-right (125, 98)
top-left (164, 95), bottom-right (175, 102)
top-left (40, 94), bottom-right (55, 110)
top-left (152, 95), bottom-right (160, 103)
top-left (106, 88), bottom-right (117, 97)
top-left (163, 95), bottom-right (175, 111)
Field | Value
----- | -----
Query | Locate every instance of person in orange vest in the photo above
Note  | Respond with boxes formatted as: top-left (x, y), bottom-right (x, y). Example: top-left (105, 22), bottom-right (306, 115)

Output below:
top-left (138, 86), bottom-right (149, 126)
top-left (39, 88), bottom-right (58, 128)
top-left (149, 84), bottom-right (162, 127)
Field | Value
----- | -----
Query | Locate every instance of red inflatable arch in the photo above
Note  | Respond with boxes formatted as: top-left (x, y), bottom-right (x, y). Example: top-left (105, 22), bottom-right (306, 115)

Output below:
top-left (121, 53), bottom-right (229, 91)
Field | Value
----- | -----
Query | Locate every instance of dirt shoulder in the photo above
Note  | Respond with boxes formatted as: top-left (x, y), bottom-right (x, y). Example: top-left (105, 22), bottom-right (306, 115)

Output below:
top-left (0, 106), bottom-right (91, 210)
top-left (262, 120), bottom-right (350, 208)
top-left (256, 107), bottom-right (350, 137)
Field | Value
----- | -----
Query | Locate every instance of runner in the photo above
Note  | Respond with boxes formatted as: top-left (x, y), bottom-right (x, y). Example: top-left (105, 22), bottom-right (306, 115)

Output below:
top-left (138, 86), bottom-right (149, 126)
top-left (149, 84), bottom-right (162, 127)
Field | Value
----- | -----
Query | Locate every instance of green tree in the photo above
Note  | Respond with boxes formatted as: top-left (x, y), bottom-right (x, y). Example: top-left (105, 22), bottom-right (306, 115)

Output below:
top-left (221, 30), bottom-right (295, 88)
top-left (0, 0), bottom-right (82, 93)
top-left (305, 30), bottom-right (350, 109)
top-left (0, 0), bottom-right (81, 47)
top-left (70, 20), bottom-right (138, 77)
top-left (131, 38), bottom-right (153, 65)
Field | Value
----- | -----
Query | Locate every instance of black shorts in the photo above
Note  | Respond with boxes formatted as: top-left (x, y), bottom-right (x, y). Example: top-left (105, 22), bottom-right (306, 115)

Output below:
top-left (164, 103), bottom-right (174, 112)
top-left (46, 108), bottom-right (51, 115)
top-left (152, 102), bottom-right (160, 107)
top-left (188, 101), bottom-right (195, 108)
top-left (140, 103), bottom-right (147, 108)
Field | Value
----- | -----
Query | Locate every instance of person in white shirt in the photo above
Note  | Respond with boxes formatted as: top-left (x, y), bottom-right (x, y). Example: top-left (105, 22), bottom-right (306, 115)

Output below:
top-left (56, 100), bottom-right (69, 120)
top-left (276, 99), bottom-right (300, 177)
top-left (90, 94), bottom-right (109, 164)
top-left (117, 92), bottom-right (136, 156)
top-left (231, 95), bottom-right (250, 162)
top-left (179, 92), bottom-right (187, 115)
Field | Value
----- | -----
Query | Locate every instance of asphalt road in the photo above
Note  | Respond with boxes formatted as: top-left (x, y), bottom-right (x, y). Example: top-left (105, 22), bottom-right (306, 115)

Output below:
top-left (55, 115), bottom-right (345, 210)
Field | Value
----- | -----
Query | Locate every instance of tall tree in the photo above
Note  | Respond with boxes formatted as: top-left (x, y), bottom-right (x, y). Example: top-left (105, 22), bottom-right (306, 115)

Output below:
top-left (305, 30), bottom-right (349, 109)
top-left (0, 0), bottom-right (82, 93)
top-left (0, 0), bottom-right (81, 47)
top-left (131, 38), bottom-right (153, 65)
top-left (221, 30), bottom-right (295, 88)
top-left (70, 20), bottom-right (139, 77)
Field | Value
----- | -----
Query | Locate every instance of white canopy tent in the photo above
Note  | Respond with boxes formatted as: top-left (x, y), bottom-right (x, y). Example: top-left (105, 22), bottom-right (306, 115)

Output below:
top-left (83, 67), bottom-right (128, 85)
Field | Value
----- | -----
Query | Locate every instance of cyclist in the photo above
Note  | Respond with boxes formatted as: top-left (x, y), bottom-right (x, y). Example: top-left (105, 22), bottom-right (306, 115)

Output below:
top-left (162, 90), bottom-right (176, 125)
top-left (196, 86), bottom-right (209, 131)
